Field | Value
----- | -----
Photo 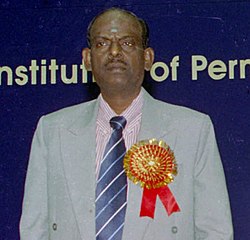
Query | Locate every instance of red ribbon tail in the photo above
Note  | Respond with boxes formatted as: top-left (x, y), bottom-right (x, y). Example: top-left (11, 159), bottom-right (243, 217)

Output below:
top-left (158, 186), bottom-right (180, 216)
top-left (140, 186), bottom-right (180, 218)
top-left (140, 188), bottom-right (157, 219)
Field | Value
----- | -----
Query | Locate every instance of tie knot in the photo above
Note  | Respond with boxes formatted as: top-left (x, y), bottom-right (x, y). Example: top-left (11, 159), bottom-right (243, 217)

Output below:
top-left (110, 116), bottom-right (127, 130)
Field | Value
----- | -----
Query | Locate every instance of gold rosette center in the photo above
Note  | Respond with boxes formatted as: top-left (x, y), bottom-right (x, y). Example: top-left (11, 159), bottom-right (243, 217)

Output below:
top-left (124, 139), bottom-right (178, 189)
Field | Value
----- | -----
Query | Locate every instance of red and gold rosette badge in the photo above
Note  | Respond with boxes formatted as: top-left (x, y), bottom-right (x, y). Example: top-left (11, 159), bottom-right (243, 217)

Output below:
top-left (124, 139), bottom-right (180, 218)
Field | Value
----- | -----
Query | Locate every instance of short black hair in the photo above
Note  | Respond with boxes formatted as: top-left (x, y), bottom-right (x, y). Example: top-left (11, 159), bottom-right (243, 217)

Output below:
top-left (86, 7), bottom-right (149, 49)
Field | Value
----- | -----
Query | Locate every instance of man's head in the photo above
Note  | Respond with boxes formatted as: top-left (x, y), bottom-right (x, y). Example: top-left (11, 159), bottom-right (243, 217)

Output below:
top-left (82, 8), bottom-right (154, 100)
top-left (87, 8), bottom-right (149, 49)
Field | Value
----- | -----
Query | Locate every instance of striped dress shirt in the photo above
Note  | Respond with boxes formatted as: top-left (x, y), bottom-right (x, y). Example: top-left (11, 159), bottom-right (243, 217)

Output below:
top-left (95, 90), bottom-right (143, 179)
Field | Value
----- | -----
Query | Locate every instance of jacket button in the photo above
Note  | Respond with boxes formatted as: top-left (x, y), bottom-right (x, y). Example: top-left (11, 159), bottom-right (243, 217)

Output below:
top-left (52, 223), bottom-right (57, 231)
top-left (172, 226), bottom-right (178, 234)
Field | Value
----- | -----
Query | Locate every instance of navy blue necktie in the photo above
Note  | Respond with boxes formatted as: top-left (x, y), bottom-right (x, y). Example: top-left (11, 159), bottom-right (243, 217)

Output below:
top-left (96, 116), bottom-right (127, 240)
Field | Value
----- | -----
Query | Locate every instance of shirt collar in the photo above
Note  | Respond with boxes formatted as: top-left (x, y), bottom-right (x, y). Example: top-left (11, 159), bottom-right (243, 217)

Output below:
top-left (96, 89), bottom-right (143, 132)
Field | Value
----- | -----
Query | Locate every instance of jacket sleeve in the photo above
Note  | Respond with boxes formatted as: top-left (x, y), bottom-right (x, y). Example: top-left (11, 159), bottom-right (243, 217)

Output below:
top-left (20, 116), bottom-right (49, 240)
top-left (194, 115), bottom-right (234, 239)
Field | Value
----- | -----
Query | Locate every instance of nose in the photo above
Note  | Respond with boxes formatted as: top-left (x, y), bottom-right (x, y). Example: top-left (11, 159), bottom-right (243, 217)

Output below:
top-left (109, 41), bottom-right (122, 58)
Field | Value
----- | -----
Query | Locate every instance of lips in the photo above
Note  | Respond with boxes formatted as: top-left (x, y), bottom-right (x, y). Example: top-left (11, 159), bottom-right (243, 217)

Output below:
top-left (105, 60), bottom-right (127, 71)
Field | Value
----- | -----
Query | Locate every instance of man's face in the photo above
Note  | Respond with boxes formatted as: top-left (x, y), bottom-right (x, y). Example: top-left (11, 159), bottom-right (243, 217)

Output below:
top-left (83, 11), bottom-right (154, 96)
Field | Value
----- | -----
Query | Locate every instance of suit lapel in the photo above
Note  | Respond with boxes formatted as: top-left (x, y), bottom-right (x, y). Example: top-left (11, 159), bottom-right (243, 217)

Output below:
top-left (123, 90), bottom-right (179, 239)
top-left (138, 89), bottom-right (178, 146)
top-left (60, 100), bottom-right (98, 240)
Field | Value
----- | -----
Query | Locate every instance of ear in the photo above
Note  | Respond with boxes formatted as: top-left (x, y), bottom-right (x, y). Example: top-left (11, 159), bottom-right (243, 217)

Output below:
top-left (82, 48), bottom-right (92, 71)
top-left (144, 47), bottom-right (154, 71)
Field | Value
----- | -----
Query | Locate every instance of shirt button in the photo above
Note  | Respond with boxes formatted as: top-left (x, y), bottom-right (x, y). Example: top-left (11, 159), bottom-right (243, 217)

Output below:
top-left (172, 226), bottom-right (178, 234)
top-left (52, 223), bottom-right (57, 231)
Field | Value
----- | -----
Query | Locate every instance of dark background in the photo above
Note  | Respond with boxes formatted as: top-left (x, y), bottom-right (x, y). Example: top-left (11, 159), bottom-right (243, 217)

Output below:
top-left (0, 1), bottom-right (249, 239)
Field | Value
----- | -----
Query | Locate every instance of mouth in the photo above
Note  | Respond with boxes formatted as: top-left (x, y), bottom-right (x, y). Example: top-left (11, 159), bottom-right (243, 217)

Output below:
top-left (105, 61), bottom-right (127, 72)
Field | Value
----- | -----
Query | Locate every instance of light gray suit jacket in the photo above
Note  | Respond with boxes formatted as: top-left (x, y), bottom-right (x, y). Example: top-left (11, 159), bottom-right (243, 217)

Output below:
top-left (20, 89), bottom-right (233, 240)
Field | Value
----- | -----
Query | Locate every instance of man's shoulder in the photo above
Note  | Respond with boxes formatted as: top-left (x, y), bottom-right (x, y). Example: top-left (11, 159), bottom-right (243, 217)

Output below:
top-left (158, 99), bottom-right (206, 119)
top-left (144, 91), bottom-right (208, 122)
top-left (148, 97), bottom-right (212, 133)
top-left (41, 98), bottom-right (98, 127)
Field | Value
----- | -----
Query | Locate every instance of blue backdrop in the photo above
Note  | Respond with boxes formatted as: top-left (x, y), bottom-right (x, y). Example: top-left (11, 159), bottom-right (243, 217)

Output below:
top-left (1, 1), bottom-right (249, 239)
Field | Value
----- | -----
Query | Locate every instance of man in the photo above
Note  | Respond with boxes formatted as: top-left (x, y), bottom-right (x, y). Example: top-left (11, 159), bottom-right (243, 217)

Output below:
top-left (20, 7), bottom-right (233, 240)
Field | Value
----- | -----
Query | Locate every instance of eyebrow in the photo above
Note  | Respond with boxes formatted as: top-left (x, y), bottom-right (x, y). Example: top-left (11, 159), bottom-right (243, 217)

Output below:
top-left (92, 35), bottom-right (138, 41)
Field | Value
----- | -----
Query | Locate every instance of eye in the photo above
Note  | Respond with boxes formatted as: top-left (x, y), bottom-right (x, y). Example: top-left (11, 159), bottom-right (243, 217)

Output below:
top-left (122, 41), bottom-right (134, 47)
top-left (93, 38), bottom-right (111, 48)
top-left (120, 40), bottom-right (135, 47)
top-left (96, 41), bottom-right (108, 48)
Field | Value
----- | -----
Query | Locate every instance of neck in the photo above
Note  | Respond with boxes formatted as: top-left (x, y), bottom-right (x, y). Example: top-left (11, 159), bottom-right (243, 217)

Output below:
top-left (101, 88), bottom-right (141, 115)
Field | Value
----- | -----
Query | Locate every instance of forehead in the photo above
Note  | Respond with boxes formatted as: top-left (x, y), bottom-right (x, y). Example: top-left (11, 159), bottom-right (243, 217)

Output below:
top-left (90, 11), bottom-right (142, 38)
